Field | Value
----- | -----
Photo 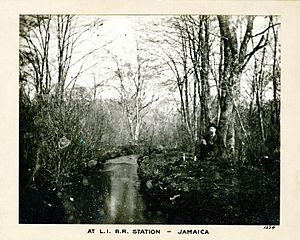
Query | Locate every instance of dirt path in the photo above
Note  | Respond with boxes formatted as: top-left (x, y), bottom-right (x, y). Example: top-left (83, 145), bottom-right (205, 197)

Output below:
top-left (102, 155), bottom-right (145, 223)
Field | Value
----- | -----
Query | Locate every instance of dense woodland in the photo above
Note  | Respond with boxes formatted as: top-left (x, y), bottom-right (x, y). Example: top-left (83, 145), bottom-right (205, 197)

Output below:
top-left (19, 15), bottom-right (280, 224)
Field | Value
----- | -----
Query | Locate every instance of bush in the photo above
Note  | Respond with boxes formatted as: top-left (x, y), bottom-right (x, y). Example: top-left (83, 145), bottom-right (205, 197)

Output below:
top-left (19, 94), bottom-right (108, 223)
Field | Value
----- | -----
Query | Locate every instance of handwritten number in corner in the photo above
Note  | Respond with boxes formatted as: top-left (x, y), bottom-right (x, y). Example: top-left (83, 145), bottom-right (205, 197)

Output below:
top-left (263, 225), bottom-right (276, 230)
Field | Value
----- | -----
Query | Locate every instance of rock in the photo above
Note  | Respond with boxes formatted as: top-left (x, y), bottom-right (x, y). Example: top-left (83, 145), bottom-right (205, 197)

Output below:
top-left (87, 159), bottom-right (98, 167)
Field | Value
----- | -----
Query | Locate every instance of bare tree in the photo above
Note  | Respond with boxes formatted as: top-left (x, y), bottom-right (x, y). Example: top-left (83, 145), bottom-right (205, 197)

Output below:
top-left (270, 16), bottom-right (280, 128)
top-left (152, 16), bottom-right (213, 148)
top-left (20, 15), bottom-right (104, 103)
top-left (181, 16), bottom-right (212, 137)
top-left (108, 43), bottom-right (160, 143)
top-left (55, 15), bottom-right (105, 102)
top-left (217, 15), bottom-right (269, 155)
top-left (20, 15), bottom-right (52, 100)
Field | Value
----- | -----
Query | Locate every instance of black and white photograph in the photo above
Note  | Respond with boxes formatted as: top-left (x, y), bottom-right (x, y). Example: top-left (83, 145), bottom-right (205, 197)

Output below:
top-left (2, 0), bottom-right (300, 239)
top-left (19, 14), bottom-right (281, 225)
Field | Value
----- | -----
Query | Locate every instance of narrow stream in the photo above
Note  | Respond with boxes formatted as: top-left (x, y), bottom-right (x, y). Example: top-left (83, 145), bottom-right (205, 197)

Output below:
top-left (101, 155), bottom-right (145, 224)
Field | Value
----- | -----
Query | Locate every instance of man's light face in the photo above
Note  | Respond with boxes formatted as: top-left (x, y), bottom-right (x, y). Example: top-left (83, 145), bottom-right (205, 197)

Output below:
top-left (209, 126), bottom-right (216, 135)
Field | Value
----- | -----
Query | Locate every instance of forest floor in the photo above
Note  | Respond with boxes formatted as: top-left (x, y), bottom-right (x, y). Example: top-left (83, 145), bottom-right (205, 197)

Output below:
top-left (20, 147), bottom-right (280, 225)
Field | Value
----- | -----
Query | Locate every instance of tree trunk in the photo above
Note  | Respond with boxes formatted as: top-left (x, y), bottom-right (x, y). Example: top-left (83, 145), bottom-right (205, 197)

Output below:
top-left (200, 17), bottom-right (211, 133)
top-left (217, 16), bottom-right (240, 152)
top-left (217, 15), bottom-right (262, 156)
top-left (271, 16), bottom-right (280, 128)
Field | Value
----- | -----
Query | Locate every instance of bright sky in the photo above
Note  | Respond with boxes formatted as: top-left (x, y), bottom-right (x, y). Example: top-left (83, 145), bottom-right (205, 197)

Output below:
top-left (73, 16), bottom-right (172, 102)
top-left (71, 16), bottom-right (138, 99)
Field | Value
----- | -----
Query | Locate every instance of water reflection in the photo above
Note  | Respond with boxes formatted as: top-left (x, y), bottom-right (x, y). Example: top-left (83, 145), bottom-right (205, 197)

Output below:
top-left (102, 155), bottom-right (145, 223)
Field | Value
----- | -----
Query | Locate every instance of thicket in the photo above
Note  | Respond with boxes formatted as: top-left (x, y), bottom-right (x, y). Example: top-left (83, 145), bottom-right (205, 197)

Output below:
top-left (19, 89), bottom-right (112, 223)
